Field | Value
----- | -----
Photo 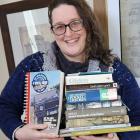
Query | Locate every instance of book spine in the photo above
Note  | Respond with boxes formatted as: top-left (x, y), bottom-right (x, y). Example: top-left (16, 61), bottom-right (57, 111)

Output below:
top-left (66, 100), bottom-right (122, 110)
top-left (66, 88), bottom-right (118, 104)
top-left (24, 72), bottom-right (30, 123)
top-left (66, 74), bottom-right (113, 85)
top-left (71, 126), bottom-right (140, 137)
top-left (66, 82), bottom-right (117, 91)
top-left (60, 123), bottom-right (131, 134)
top-left (66, 106), bottom-right (127, 119)
top-left (66, 115), bottom-right (129, 128)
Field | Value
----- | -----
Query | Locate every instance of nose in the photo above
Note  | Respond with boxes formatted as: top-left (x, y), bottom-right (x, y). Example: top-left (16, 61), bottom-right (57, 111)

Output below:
top-left (65, 26), bottom-right (73, 36)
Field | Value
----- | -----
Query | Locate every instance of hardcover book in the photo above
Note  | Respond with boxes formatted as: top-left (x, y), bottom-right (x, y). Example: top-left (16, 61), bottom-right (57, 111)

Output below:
top-left (66, 106), bottom-right (127, 119)
top-left (66, 115), bottom-right (130, 128)
top-left (60, 125), bottom-right (140, 137)
top-left (66, 88), bottom-right (118, 104)
top-left (24, 70), bottom-right (64, 134)
top-left (66, 72), bottom-right (113, 85)
top-left (66, 82), bottom-right (118, 91)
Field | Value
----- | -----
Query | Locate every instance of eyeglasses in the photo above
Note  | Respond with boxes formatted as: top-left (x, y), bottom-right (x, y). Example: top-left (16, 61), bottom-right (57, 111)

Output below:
top-left (51, 19), bottom-right (83, 36)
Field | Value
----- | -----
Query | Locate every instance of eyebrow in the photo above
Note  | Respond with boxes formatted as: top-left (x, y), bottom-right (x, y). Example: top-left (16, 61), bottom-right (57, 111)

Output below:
top-left (52, 18), bottom-right (81, 26)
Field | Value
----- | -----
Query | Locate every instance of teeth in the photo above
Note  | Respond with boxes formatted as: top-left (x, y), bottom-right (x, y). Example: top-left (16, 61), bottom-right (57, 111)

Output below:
top-left (66, 39), bottom-right (78, 43)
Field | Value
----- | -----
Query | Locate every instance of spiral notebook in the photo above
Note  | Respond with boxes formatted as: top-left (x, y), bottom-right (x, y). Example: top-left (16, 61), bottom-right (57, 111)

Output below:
top-left (24, 70), bottom-right (64, 134)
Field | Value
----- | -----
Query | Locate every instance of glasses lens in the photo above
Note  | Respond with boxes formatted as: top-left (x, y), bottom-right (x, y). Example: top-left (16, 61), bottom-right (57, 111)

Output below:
top-left (52, 24), bottom-right (65, 35)
top-left (70, 20), bottom-right (83, 31)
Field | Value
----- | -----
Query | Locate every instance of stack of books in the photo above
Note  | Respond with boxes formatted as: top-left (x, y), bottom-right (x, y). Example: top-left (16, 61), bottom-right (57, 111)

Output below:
top-left (24, 70), bottom-right (140, 137)
top-left (60, 71), bottom-right (131, 136)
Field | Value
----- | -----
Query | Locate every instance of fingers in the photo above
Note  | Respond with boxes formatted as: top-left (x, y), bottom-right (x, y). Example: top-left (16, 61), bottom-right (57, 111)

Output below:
top-left (15, 124), bottom-right (59, 140)
top-left (29, 124), bottom-right (48, 130)
top-left (107, 133), bottom-right (115, 139)
top-left (107, 133), bottom-right (119, 140)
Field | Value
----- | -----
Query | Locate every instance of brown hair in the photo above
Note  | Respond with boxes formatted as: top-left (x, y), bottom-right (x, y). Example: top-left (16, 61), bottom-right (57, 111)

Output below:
top-left (48, 0), bottom-right (114, 66)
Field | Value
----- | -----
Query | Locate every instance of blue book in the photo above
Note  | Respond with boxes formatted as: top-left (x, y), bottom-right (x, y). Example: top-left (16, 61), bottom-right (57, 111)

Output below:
top-left (66, 88), bottom-right (117, 104)
top-left (24, 70), bottom-right (64, 134)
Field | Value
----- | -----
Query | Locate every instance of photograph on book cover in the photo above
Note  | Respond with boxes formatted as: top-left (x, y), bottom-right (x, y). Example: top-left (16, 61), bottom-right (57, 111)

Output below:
top-left (120, 0), bottom-right (140, 85)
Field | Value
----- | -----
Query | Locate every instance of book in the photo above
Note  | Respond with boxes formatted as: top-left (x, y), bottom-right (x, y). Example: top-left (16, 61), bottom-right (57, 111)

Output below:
top-left (66, 115), bottom-right (129, 128)
top-left (60, 125), bottom-right (140, 137)
top-left (66, 82), bottom-right (118, 91)
top-left (66, 88), bottom-right (118, 104)
top-left (24, 70), bottom-right (64, 134)
top-left (65, 106), bottom-right (127, 119)
top-left (66, 72), bottom-right (113, 85)
top-left (66, 99), bottom-right (122, 110)
top-left (60, 123), bottom-right (131, 134)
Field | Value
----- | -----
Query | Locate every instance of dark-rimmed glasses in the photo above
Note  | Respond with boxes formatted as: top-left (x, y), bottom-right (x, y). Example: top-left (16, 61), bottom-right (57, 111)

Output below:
top-left (51, 19), bottom-right (83, 36)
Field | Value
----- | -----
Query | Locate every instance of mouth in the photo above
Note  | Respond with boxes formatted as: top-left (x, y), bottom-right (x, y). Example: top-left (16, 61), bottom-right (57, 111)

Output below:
top-left (65, 38), bottom-right (79, 46)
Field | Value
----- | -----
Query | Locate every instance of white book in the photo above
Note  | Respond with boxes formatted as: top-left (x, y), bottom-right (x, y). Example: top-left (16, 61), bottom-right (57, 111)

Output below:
top-left (66, 72), bottom-right (113, 85)
top-left (60, 123), bottom-right (131, 134)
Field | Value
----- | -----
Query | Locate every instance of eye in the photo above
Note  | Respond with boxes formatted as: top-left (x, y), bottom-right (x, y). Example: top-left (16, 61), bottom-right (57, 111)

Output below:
top-left (71, 20), bottom-right (81, 27)
top-left (70, 20), bottom-right (82, 30)
top-left (53, 24), bottom-right (65, 31)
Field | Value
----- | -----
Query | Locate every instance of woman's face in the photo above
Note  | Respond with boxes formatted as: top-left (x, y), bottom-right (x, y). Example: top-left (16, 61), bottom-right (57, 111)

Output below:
top-left (51, 4), bottom-right (87, 63)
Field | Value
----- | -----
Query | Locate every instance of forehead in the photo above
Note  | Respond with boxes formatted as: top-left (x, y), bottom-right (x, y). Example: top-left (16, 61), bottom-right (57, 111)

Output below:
top-left (52, 4), bottom-right (80, 24)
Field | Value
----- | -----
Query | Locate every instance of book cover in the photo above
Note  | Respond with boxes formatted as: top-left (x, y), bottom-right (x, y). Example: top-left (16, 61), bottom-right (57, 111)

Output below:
top-left (24, 70), bottom-right (64, 134)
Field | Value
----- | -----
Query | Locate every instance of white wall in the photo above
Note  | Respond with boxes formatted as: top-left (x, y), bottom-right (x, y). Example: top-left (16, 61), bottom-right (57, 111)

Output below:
top-left (107, 0), bottom-right (121, 58)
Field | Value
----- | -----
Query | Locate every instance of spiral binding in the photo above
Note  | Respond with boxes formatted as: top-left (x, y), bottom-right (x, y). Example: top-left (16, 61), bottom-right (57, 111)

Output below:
top-left (23, 72), bottom-right (30, 124)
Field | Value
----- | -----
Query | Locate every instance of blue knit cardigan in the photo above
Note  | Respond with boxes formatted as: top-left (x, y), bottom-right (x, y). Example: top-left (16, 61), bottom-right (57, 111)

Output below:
top-left (0, 50), bottom-right (140, 140)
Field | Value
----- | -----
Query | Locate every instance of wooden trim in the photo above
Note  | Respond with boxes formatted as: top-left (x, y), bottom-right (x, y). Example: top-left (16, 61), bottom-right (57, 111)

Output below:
top-left (94, 0), bottom-right (109, 48)
top-left (0, 12), bottom-right (15, 75)
top-left (0, 0), bottom-right (52, 13)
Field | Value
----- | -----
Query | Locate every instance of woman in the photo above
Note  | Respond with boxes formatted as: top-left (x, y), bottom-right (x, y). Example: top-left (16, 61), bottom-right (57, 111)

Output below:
top-left (0, 0), bottom-right (140, 140)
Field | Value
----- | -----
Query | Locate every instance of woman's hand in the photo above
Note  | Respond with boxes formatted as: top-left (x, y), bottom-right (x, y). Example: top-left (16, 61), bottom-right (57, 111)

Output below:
top-left (71, 133), bottom-right (119, 140)
top-left (14, 124), bottom-right (64, 140)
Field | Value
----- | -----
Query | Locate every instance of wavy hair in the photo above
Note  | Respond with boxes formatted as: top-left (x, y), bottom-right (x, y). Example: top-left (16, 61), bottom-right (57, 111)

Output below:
top-left (48, 0), bottom-right (114, 66)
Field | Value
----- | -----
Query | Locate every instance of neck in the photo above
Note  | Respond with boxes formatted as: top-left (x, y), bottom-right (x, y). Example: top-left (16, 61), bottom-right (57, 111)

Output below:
top-left (64, 54), bottom-right (86, 63)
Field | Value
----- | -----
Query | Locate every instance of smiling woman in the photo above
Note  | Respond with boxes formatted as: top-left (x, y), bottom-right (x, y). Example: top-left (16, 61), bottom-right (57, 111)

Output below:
top-left (0, 1), bottom-right (140, 140)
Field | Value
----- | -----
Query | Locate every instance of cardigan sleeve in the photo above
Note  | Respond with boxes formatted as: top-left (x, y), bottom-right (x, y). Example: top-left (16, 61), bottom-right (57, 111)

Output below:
top-left (112, 59), bottom-right (140, 140)
top-left (0, 52), bottom-right (44, 139)
top-left (0, 62), bottom-right (27, 139)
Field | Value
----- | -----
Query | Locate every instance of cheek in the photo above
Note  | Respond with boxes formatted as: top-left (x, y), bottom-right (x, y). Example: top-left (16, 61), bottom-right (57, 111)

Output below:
top-left (54, 35), bottom-right (64, 43)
